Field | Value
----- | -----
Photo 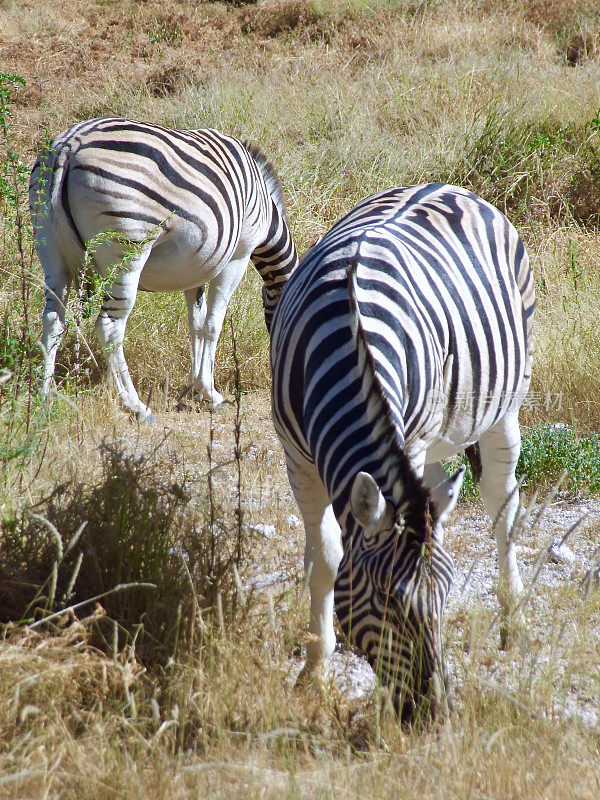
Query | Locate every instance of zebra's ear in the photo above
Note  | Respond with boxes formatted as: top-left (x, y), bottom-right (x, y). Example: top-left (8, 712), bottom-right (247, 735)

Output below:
top-left (430, 467), bottom-right (465, 524)
top-left (350, 472), bottom-right (394, 533)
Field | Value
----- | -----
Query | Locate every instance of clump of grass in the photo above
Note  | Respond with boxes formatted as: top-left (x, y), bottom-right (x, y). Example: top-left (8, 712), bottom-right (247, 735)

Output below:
top-left (517, 422), bottom-right (600, 495)
top-left (445, 102), bottom-right (600, 227)
top-left (239, 0), bottom-right (324, 39)
top-left (0, 434), bottom-right (257, 665)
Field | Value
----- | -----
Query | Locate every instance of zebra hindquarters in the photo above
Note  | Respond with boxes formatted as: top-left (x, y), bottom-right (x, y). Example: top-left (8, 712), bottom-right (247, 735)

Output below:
top-left (30, 151), bottom-right (79, 400)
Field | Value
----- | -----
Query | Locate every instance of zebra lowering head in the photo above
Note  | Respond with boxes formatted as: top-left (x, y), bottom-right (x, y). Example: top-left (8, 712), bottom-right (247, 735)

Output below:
top-left (344, 466), bottom-right (460, 722)
top-left (271, 184), bottom-right (534, 721)
top-left (29, 118), bottom-right (298, 422)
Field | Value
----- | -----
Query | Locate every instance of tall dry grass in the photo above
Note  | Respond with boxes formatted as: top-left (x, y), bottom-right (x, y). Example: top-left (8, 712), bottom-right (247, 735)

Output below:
top-left (2, 0), bottom-right (600, 415)
top-left (1, 396), bottom-right (599, 798)
top-left (0, 411), bottom-right (599, 798)
top-left (5, 0), bottom-right (600, 418)
top-left (2, 1), bottom-right (600, 797)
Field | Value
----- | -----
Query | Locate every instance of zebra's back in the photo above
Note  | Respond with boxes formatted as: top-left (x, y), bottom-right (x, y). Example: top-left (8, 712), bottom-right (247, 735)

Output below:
top-left (30, 118), bottom-right (291, 292)
top-left (272, 183), bottom-right (534, 504)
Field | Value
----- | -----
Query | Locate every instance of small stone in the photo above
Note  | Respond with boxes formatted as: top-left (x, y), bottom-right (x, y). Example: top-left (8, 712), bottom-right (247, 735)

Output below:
top-left (548, 541), bottom-right (577, 564)
top-left (285, 514), bottom-right (301, 528)
top-left (248, 522), bottom-right (276, 538)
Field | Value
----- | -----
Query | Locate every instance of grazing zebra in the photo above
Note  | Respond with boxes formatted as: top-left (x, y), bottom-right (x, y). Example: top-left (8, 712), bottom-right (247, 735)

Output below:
top-left (29, 118), bottom-right (298, 422)
top-left (271, 184), bottom-right (534, 721)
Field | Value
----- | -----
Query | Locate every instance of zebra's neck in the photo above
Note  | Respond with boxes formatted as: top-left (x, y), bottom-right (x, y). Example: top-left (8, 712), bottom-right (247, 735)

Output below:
top-left (330, 259), bottom-right (433, 543)
top-left (251, 202), bottom-right (298, 332)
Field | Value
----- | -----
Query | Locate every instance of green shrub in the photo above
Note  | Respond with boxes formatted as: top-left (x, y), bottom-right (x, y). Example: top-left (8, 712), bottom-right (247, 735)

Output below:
top-left (446, 104), bottom-right (600, 226)
top-left (516, 422), bottom-right (600, 495)
top-left (446, 422), bottom-right (600, 503)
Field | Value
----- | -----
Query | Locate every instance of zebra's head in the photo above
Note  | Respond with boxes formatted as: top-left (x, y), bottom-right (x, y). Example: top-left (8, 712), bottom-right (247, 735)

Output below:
top-left (341, 468), bottom-right (463, 724)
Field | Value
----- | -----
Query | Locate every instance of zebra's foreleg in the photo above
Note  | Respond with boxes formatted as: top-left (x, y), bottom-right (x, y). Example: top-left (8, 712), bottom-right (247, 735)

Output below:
top-left (287, 459), bottom-right (343, 681)
top-left (477, 413), bottom-right (525, 646)
top-left (95, 250), bottom-right (154, 422)
top-left (189, 258), bottom-right (247, 405)
top-left (422, 461), bottom-right (465, 545)
top-left (40, 270), bottom-right (70, 397)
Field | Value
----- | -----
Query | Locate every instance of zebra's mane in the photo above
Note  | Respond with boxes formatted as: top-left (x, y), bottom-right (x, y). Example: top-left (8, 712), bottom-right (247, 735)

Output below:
top-left (243, 140), bottom-right (289, 224)
top-left (347, 259), bottom-right (434, 543)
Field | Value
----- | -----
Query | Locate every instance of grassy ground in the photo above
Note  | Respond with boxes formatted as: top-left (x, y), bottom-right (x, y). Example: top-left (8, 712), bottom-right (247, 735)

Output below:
top-left (3, 0), bottom-right (600, 423)
top-left (1, 0), bottom-right (600, 797)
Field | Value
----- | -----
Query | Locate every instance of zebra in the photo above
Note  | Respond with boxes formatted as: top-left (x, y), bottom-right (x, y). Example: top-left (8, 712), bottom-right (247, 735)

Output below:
top-left (270, 183), bottom-right (534, 721)
top-left (29, 117), bottom-right (298, 422)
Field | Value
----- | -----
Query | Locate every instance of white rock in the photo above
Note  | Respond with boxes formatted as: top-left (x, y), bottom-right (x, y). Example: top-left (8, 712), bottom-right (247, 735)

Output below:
top-left (248, 522), bottom-right (276, 538)
top-left (250, 568), bottom-right (291, 590)
top-left (548, 541), bottom-right (577, 564)
top-left (285, 514), bottom-right (301, 528)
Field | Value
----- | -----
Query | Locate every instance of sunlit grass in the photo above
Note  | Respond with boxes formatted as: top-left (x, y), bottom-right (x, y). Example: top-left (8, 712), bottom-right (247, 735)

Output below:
top-left (2, 1), bottom-right (600, 797)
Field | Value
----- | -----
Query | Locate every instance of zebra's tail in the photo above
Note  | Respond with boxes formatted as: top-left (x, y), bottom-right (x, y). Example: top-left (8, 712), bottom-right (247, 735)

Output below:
top-left (346, 257), bottom-right (401, 456)
top-left (347, 257), bottom-right (377, 385)
top-left (29, 138), bottom-right (87, 263)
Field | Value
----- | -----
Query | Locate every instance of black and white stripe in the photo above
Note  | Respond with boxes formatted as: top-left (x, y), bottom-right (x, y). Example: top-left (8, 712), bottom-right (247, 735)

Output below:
top-left (271, 184), bottom-right (534, 721)
top-left (29, 117), bottom-right (298, 420)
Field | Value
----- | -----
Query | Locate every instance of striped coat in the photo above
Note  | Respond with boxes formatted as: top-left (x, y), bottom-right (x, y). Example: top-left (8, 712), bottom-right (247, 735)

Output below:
top-left (271, 184), bottom-right (534, 720)
top-left (30, 118), bottom-right (298, 420)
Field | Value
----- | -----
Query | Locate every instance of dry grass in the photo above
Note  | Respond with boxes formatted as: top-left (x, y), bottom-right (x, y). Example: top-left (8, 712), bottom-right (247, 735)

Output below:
top-left (3, 0), bottom-right (600, 413)
top-left (2, 0), bottom-right (600, 797)
top-left (1, 400), bottom-right (600, 798)
top-left (525, 228), bottom-right (600, 429)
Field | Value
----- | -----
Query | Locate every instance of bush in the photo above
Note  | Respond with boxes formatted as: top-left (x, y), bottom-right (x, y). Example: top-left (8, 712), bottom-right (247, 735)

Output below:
top-left (516, 422), bottom-right (600, 495)
top-left (446, 422), bottom-right (600, 502)
top-left (446, 104), bottom-right (600, 227)
top-left (0, 437), bottom-right (254, 665)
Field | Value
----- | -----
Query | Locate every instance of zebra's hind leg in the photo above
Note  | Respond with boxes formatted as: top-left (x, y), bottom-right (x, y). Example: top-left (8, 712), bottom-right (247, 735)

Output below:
top-left (477, 412), bottom-right (525, 647)
top-left (184, 286), bottom-right (207, 405)
top-left (94, 243), bottom-right (155, 423)
top-left (185, 258), bottom-right (247, 406)
top-left (40, 266), bottom-right (70, 398)
top-left (286, 456), bottom-right (343, 682)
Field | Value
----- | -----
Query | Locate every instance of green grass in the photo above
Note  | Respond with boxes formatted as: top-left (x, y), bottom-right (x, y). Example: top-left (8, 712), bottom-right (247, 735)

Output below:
top-left (518, 422), bottom-right (600, 494)
top-left (447, 422), bottom-right (600, 501)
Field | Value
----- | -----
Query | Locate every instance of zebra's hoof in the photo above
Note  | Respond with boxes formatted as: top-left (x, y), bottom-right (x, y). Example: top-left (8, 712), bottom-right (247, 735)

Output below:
top-left (135, 409), bottom-right (156, 424)
top-left (499, 616), bottom-right (526, 650)
top-left (203, 398), bottom-right (232, 413)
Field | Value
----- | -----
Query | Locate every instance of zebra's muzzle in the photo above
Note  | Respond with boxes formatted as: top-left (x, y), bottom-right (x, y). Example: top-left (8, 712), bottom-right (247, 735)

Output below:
top-left (397, 661), bottom-right (449, 726)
